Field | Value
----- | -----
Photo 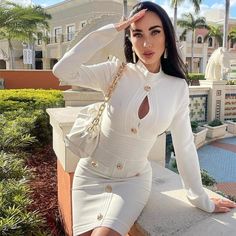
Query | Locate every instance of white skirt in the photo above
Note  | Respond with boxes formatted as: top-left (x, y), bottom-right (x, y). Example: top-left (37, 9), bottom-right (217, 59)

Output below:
top-left (72, 156), bottom-right (152, 236)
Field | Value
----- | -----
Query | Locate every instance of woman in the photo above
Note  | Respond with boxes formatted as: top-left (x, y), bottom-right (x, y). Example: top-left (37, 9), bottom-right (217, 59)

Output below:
top-left (53, 2), bottom-right (236, 236)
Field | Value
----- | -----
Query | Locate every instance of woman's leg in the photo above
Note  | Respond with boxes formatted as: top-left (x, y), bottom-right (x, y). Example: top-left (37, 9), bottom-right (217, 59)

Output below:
top-left (78, 230), bottom-right (93, 236)
top-left (91, 226), bottom-right (121, 236)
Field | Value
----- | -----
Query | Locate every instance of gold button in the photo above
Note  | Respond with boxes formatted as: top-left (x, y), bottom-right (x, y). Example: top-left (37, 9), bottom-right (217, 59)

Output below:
top-left (116, 163), bottom-right (123, 170)
top-left (91, 160), bottom-right (98, 167)
top-left (97, 213), bottom-right (103, 221)
top-left (105, 185), bottom-right (112, 193)
top-left (144, 85), bottom-right (151, 92)
top-left (131, 128), bottom-right (137, 134)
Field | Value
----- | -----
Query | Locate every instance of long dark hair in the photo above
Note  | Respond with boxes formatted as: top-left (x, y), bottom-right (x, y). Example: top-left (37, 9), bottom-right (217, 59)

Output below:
top-left (124, 1), bottom-right (187, 80)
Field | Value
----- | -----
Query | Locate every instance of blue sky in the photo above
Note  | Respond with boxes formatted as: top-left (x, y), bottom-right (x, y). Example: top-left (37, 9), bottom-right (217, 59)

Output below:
top-left (9, 0), bottom-right (236, 18)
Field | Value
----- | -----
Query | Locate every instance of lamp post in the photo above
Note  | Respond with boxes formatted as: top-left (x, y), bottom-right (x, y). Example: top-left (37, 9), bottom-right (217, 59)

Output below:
top-left (123, 0), bottom-right (128, 18)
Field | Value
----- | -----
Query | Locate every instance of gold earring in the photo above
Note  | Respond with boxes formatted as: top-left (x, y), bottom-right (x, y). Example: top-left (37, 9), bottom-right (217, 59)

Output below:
top-left (164, 48), bottom-right (167, 59)
top-left (132, 47), bottom-right (136, 63)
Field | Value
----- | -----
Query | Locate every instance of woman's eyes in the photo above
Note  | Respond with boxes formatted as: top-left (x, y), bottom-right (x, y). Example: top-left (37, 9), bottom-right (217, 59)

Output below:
top-left (133, 30), bottom-right (161, 38)
top-left (133, 33), bottom-right (142, 38)
top-left (151, 30), bottom-right (161, 35)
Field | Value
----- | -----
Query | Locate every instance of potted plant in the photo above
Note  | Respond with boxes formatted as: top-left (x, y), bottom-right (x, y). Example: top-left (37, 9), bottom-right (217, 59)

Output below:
top-left (225, 118), bottom-right (236, 134)
top-left (191, 121), bottom-right (208, 148)
top-left (204, 119), bottom-right (228, 139)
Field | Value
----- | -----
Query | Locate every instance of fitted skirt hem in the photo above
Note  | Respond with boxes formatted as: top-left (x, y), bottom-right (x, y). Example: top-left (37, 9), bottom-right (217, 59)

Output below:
top-left (73, 218), bottom-right (130, 236)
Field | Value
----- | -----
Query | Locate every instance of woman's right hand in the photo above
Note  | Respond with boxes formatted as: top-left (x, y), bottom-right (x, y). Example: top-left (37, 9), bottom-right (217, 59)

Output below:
top-left (114, 9), bottom-right (147, 32)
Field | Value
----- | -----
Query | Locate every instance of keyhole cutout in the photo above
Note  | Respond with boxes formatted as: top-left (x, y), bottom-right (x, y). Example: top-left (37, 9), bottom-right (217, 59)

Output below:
top-left (138, 96), bottom-right (150, 120)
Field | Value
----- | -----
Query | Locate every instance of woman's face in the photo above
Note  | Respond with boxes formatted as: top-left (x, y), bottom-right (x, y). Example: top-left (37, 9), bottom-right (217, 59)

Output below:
top-left (130, 11), bottom-right (165, 73)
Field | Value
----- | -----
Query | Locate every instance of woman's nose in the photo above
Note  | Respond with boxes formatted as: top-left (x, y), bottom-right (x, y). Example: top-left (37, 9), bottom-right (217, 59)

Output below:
top-left (143, 40), bottom-right (152, 48)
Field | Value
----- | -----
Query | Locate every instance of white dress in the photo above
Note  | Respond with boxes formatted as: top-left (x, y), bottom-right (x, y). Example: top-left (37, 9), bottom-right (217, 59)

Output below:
top-left (53, 24), bottom-right (215, 236)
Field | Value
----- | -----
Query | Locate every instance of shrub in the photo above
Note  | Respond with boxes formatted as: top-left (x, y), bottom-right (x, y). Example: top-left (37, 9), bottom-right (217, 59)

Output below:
top-left (0, 152), bottom-right (31, 181)
top-left (201, 169), bottom-right (217, 186)
top-left (226, 80), bottom-right (236, 85)
top-left (0, 89), bottom-right (64, 146)
top-left (187, 73), bottom-right (205, 81)
top-left (191, 121), bottom-right (198, 133)
top-left (0, 180), bottom-right (46, 235)
top-left (207, 119), bottom-right (223, 127)
top-left (0, 110), bottom-right (37, 153)
top-left (0, 89), bottom-right (64, 113)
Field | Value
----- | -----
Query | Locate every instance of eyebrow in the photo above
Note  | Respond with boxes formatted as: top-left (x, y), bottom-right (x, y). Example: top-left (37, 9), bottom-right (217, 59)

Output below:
top-left (131, 25), bottom-right (162, 32)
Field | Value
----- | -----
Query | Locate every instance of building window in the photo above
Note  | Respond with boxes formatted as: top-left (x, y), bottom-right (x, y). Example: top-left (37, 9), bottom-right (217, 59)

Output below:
top-left (67, 25), bottom-right (75, 41)
top-left (80, 20), bottom-right (87, 29)
top-left (230, 40), bottom-right (234, 48)
top-left (54, 27), bottom-right (62, 43)
top-left (208, 37), bottom-right (213, 47)
top-left (197, 35), bottom-right (203, 44)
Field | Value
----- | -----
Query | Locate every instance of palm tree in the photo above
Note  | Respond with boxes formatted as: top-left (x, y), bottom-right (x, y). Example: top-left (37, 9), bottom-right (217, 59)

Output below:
top-left (170, 0), bottom-right (202, 33)
top-left (228, 28), bottom-right (236, 47)
top-left (223, 0), bottom-right (230, 48)
top-left (204, 25), bottom-right (223, 47)
top-left (123, 0), bottom-right (127, 18)
top-left (178, 13), bottom-right (208, 72)
top-left (0, 2), bottom-right (51, 69)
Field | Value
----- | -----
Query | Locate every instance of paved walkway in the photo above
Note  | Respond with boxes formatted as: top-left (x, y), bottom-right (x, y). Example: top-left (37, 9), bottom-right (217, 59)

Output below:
top-left (197, 136), bottom-right (236, 197)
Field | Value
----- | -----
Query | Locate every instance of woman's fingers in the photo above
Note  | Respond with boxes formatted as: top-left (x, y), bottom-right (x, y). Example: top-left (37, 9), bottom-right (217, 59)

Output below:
top-left (211, 197), bottom-right (236, 213)
top-left (115, 9), bottom-right (147, 32)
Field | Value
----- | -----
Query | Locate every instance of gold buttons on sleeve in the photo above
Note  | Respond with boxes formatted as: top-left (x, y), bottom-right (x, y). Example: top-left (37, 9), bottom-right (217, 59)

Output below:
top-left (131, 128), bottom-right (137, 134)
top-left (116, 163), bottom-right (123, 170)
top-left (105, 185), bottom-right (112, 193)
top-left (97, 213), bottom-right (103, 221)
top-left (144, 85), bottom-right (151, 92)
top-left (91, 160), bottom-right (98, 167)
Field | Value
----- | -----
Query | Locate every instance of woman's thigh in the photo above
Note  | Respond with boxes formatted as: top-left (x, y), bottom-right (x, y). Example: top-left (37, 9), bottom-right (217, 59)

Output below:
top-left (78, 230), bottom-right (93, 236)
top-left (91, 226), bottom-right (121, 236)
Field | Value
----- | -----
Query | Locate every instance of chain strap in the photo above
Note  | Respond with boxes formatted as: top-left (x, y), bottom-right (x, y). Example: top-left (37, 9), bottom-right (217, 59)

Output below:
top-left (87, 62), bottom-right (126, 132)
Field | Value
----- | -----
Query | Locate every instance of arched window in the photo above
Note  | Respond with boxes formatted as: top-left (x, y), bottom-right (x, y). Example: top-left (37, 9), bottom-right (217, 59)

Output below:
top-left (208, 37), bottom-right (213, 47)
top-left (197, 35), bottom-right (203, 43)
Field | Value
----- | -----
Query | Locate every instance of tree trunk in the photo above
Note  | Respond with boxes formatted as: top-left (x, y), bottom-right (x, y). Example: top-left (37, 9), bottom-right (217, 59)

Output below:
top-left (31, 43), bottom-right (35, 70)
top-left (173, 2), bottom-right (178, 35)
top-left (8, 39), bottom-right (14, 69)
top-left (223, 0), bottom-right (230, 49)
top-left (191, 30), bottom-right (194, 73)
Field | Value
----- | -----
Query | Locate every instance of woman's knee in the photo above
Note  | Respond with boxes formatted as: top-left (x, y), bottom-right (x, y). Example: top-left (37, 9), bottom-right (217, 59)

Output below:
top-left (91, 226), bottom-right (121, 236)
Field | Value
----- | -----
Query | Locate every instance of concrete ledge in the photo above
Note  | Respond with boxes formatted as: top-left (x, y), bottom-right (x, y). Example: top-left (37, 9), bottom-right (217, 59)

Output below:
top-left (132, 161), bottom-right (236, 236)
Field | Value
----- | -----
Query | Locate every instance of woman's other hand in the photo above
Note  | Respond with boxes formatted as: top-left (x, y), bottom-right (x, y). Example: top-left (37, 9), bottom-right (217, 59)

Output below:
top-left (211, 197), bottom-right (236, 213)
top-left (114, 9), bottom-right (147, 32)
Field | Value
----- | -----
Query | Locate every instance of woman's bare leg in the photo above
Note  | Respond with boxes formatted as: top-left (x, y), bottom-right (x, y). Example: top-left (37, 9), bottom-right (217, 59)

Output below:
top-left (91, 226), bottom-right (121, 236)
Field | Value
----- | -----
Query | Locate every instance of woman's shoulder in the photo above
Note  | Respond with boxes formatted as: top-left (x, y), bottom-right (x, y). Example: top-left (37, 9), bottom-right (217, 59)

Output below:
top-left (163, 72), bottom-right (188, 88)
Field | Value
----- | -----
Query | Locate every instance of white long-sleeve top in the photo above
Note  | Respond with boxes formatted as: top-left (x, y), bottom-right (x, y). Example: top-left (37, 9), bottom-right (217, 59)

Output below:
top-left (53, 24), bottom-right (215, 213)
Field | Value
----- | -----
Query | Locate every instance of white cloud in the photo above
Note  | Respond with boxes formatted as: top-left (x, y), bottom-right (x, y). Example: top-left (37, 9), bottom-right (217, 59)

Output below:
top-left (231, 0), bottom-right (236, 7)
top-left (159, 0), bottom-right (196, 18)
top-left (6, 0), bottom-right (32, 6)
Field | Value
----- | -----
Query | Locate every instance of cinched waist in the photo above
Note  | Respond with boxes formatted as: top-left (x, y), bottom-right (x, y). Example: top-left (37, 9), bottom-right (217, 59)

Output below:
top-left (78, 156), bottom-right (151, 178)
top-left (97, 130), bottom-right (156, 160)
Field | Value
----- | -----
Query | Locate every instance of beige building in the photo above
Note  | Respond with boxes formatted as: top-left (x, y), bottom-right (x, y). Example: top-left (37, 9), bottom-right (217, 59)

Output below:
top-left (0, 0), bottom-right (235, 72)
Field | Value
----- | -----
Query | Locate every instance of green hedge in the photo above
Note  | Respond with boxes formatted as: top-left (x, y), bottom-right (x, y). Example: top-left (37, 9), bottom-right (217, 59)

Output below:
top-left (0, 89), bottom-right (64, 112)
top-left (187, 73), bottom-right (205, 80)
top-left (0, 89), bottom-right (64, 146)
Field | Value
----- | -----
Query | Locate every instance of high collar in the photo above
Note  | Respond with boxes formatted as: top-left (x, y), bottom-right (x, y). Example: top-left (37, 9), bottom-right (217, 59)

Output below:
top-left (135, 60), bottom-right (164, 81)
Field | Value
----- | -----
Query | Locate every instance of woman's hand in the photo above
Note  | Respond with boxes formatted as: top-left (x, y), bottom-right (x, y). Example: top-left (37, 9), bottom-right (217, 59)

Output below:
top-left (114, 9), bottom-right (147, 32)
top-left (211, 197), bottom-right (236, 213)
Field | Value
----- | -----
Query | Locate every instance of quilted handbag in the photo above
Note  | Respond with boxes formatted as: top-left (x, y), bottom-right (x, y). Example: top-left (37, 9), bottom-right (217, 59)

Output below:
top-left (65, 62), bottom-right (126, 158)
